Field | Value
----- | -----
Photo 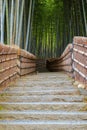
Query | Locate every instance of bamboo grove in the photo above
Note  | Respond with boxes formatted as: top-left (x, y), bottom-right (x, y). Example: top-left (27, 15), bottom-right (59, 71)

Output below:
top-left (0, 0), bottom-right (87, 58)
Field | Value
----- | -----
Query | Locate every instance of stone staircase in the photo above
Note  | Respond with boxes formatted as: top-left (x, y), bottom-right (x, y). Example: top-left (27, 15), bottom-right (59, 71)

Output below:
top-left (0, 72), bottom-right (87, 130)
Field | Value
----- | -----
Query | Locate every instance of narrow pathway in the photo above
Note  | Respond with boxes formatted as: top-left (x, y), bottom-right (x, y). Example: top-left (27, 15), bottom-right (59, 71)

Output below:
top-left (0, 72), bottom-right (87, 130)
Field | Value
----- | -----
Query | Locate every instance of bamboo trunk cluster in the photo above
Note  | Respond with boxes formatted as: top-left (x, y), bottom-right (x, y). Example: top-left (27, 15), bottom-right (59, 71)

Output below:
top-left (0, 0), bottom-right (87, 58)
top-left (0, 0), bottom-right (35, 50)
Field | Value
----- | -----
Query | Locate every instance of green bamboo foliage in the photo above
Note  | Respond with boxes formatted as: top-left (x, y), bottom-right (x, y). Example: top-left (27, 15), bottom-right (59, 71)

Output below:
top-left (32, 0), bottom-right (87, 58)
top-left (0, 0), bottom-right (87, 57)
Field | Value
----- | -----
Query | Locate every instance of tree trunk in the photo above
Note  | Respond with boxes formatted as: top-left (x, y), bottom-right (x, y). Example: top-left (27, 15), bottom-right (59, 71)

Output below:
top-left (25, 0), bottom-right (33, 51)
top-left (18, 0), bottom-right (24, 47)
top-left (10, 0), bottom-right (14, 45)
top-left (6, 0), bottom-right (10, 45)
top-left (1, 0), bottom-right (6, 43)
top-left (82, 0), bottom-right (87, 35)
top-left (15, 0), bottom-right (19, 45)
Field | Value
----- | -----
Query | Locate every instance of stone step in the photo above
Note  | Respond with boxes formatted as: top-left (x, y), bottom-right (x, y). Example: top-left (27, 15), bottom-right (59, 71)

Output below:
top-left (18, 73), bottom-right (73, 81)
top-left (0, 120), bottom-right (87, 130)
top-left (17, 74), bottom-right (71, 78)
top-left (2, 89), bottom-right (80, 95)
top-left (0, 95), bottom-right (84, 102)
top-left (19, 77), bottom-right (69, 81)
top-left (0, 90), bottom-right (79, 96)
top-left (11, 83), bottom-right (74, 88)
top-left (17, 78), bottom-right (73, 82)
top-left (0, 102), bottom-right (86, 111)
top-left (21, 75), bottom-right (72, 78)
top-left (0, 111), bottom-right (87, 121)
top-left (14, 81), bottom-right (73, 86)
top-left (5, 86), bottom-right (78, 91)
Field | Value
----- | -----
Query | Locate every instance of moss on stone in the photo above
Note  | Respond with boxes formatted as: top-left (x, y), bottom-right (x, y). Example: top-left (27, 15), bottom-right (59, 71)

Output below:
top-left (0, 105), bottom-right (4, 110)
top-left (83, 97), bottom-right (87, 102)
top-left (80, 106), bottom-right (87, 111)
